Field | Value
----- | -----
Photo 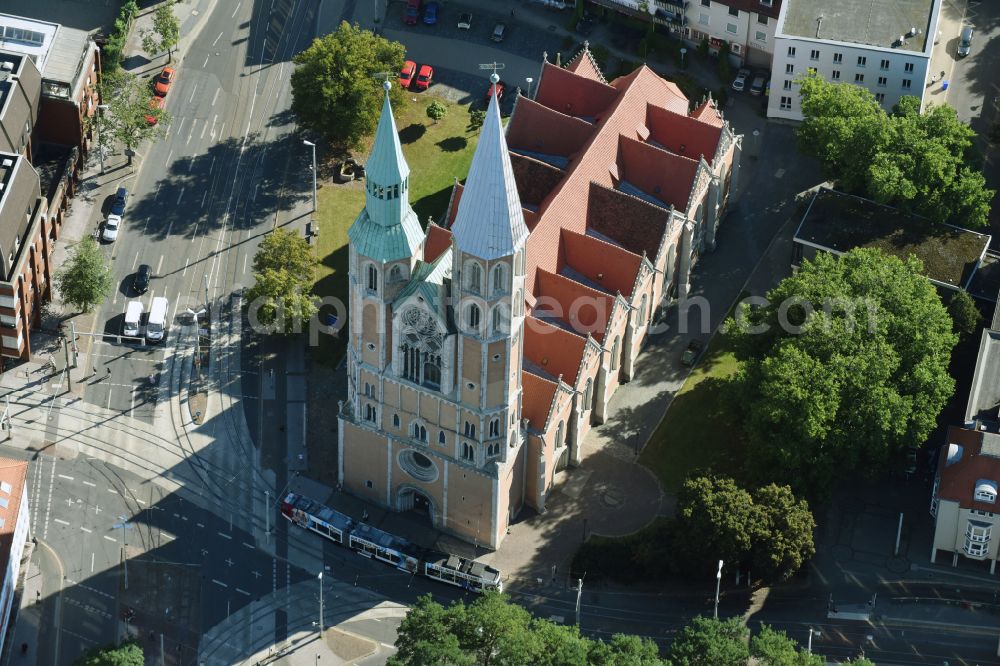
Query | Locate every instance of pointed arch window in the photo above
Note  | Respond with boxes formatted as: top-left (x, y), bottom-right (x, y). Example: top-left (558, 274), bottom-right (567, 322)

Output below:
top-left (438, 431), bottom-right (447, 445)
top-left (462, 442), bottom-right (475, 462)
top-left (366, 265), bottom-right (378, 293)
top-left (364, 404), bottom-right (377, 423)
top-left (610, 336), bottom-right (620, 371)
top-left (399, 308), bottom-right (443, 390)
top-left (491, 264), bottom-right (506, 295)
top-left (423, 361), bottom-right (441, 388)
top-left (515, 249), bottom-right (525, 276)
top-left (464, 421), bottom-right (477, 438)
top-left (393, 413), bottom-right (400, 428)
top-left (555, 420), bottom-right (565, 447)
top-left (583, 378), bottom-right (593, 411)
top-left (487, 442), bottom-right (501, 458)
top-left (389, 265), bottom-right (403, 283)
top-left (491, 305), bottom-right (508, 336)
top-left (466, 262), bottom-right (483, 294)
top-left (411, 422), bottom-right (427, 442)
top-left (489, 418), bottom-right (501, 438)
top-left (467, 304), bottom-right (481, 331)
top-left (638, 295), bottom-right (648, 328)
top-left (393, 184), bottom-right (399, 199)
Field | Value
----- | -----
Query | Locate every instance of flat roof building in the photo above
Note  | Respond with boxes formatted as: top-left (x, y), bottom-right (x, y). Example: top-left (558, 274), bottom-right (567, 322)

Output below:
top-left (767, 0), bottom-right (942, 120)
top-left (0, 51), bottom-right (40, 159)
top-left (0, 457), bottom-right (29, 657)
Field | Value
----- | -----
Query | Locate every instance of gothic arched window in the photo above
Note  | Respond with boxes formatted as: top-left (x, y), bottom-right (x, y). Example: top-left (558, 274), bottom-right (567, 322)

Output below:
top-left (366, 264), bottom-right (378, 293)
top-left (583, 378), bottom-right (593, 411)
top-left (389, 265), bottom-right (403, 283)
top-left (610, 336), bottom-right (620, 371)
top-left (399, 308), bottom-right (444, 390)
top-left (466, 262), bottom-right (483, 294)
top-left (467, 304), bottom-right (481, 331)
top-left (491, 264), bottom-right (506, 295)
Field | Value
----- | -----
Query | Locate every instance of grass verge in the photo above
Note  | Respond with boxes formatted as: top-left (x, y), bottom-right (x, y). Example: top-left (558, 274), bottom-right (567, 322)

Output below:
top-left (311, 96), bottom-right (479, 367)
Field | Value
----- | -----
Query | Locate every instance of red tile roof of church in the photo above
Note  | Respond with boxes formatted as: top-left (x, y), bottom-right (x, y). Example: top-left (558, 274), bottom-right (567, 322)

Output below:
top-left (690, 99), bottom-right (725, 128)
top-left (423, 224), bottom-right (452, 263)
top-left (523, 370), bottom-right (558, 431)
top-left (505, 98), bottom-right (595, 161)
top-left (524, 316), bottom-right (587, 385)
top-left (535, 269), bottom-right (614, 343)
top-left (564, 46), bottom-right (607, 84)
top-left (647, 104), bottom-right (724, 163)
top-left (617, 135), bottom-right (700, 211)
top-left (560, 229), bottom-right (643, 298)
top-left (534, 61), bottom-right (620, 121)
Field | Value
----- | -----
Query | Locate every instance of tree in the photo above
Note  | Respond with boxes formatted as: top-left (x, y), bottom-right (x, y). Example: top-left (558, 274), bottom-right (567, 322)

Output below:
top-left (729, 248), bottom-right (957, 497)
top-left (751, 484), bottom-right (816, 582)
top-left (427, 100), bottom-right (447, 124)
top-left (141, 4), bottom-right (180, 62)
top-left (796, 74), bottom-right (994, 227)
top-left (252, 229), bottom-right (317, 283)
top-left (74, 641), bottom-right (144, 666)
top-left (589, 633), bottom-right (664, 665)
top-left (290, 22), bottom-right (405, 149)
top-left (750, 625), bottom-right (825, 665)
top-left (468, 109), bottom-right (486, 132)
top-left (387, 595), bottom-right (472, 666)
top-left (92, 70), bottom-right (169, 165)
top-left (674, 475), bottom-right (761, 574)
top-left (948, 290), bottom-right (981, 337)
top-left (55, 237), bottom-right (113, 313)
top-left (668, 616), bottom-right (749, 666)
top-left (244, 268), bottom-right (318, 335)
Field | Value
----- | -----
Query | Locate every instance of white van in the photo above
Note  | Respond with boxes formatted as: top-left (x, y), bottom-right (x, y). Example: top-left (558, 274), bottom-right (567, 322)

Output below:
top-left (123, 301), bottom-right (143, 338)
top-left (146, 297), bottom-right (168, 343)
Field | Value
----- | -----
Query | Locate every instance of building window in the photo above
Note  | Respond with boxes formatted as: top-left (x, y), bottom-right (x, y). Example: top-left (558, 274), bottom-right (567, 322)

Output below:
top-left (831, 70), bottom-right (841, 80)
top-left (638, 295), bottom-right (648, 327)
top-left (875, 92), bottom-right (885, 103)
top-left (780, 96), bottom-right (792, 110)
top-left (583, 379), bottom-right (593, 411)
top-left (760, 0), bottom-right (772, 5)
top-left (491, 305), bottom-right (508, 335)
top-left (857, 56), bottom-right (867, 67)
top-left (393, 413), bottom-right (400, 428)
top-left (439, 431), bottom-right (446, 445)
top-left (785, 63), bottom-right (794, 74)
top-left (467, 304), bottom-right (481, 330)
top-left (726, 22), bottom-right (737, 34)
top-left (787, 46), bottom-right (796, 57)
top-left (486, 442), bottom-right (501, 458)
top-left (877, 76), bottom-right (887, 87)
top-left (975, 481), bottom-right (997, 503)
top-left (964, 521), bottom-right (992, 557)
top-left (833, 52), bottom-right (843, 64)
top-left (700, 0), bottom-right (709, 6)
top-left (757, 14), bottom-right (767, 24)
top-left (466, 262), bottom-right (482, 294)
top-left (904, 62), bottom-right (914, 73)
top-left (366, 264), bottom-right (378, 293)
top-left (491, 265), bottom-right (506, 295)
top-left (610, 337), bottom-right (620, 371)
top-left (901, 78), bottom-right (912, 90)
top-left (880, 58), bottom-right (890, 70)
top-left (364, 404), bottom-right (376, 423)
top-left (461, 442), bottom-right (475, 462)
top-left (728, 6), bottom-right (738, 16)
top-left (412, 422), bottom-right (427, 442)
top-left (514, 290), bottom-right (523, 317)
top-left (698, 12), bottom-right (709, 25)
top-left (389, 265), bottom-right (403, 283)
top-left (809, 49), bottom-right (819, 60)
top-left (555, 421), bottom-right (565, 447)
top-left (489, 418), bottom-right (500, 438)
top-left (464, 421), bottom-right (477, 438)
top-left (783, 79), bottom-right (792, 90)
top-left (854, 73), bottom-right (864, 83)
top-left (423, 362), bottom-right (441, 388)
top-left (755, 30), bottom-right (766, 42)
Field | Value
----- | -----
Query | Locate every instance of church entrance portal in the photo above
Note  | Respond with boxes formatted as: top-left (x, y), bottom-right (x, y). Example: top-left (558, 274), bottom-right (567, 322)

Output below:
top-left (397, 486), bottom-right (435, 526)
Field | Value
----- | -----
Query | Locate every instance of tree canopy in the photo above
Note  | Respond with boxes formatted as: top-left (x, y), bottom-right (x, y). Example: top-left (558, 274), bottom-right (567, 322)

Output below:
top-left (668, 617), bottom-right (749, 666)
top-left (290, 22), bottom-right (406, 149)
top-left (245, 229), bottom-right (318, 335)
top-left (92, 70), bottom-right (168, 164)
top-left (750, 626), bottom-right (825, 666)
top-left (141, 5), bottom-right (180, 61)
top-left (55, 237), bottom-right (113, 313)
top-left (796, 74), bottom-right (994, 228)
top-left (947, 290), bottom-right (982, 337)
top-left (729, 248), bottom-right (957, 497)
top-left (74, 642), bottom-right (144, 666)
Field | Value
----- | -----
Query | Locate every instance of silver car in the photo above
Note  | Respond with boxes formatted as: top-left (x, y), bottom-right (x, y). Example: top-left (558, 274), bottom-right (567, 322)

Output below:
top-left (957, 25), bottom-right (973, 57)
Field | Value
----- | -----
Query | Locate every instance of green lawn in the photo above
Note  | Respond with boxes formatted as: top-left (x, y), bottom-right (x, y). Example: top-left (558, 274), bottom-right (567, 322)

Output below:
top-left (311, 96), bottom-right (479, 366)
top-left (639, 332), bottom-right (746, 492)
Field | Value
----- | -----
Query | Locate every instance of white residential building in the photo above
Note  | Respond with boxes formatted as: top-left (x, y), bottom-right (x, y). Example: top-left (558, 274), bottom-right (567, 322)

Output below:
top-left (766, 0), bottom-right (942, 120)
top-left (0, 458), bottom-right (29, 654)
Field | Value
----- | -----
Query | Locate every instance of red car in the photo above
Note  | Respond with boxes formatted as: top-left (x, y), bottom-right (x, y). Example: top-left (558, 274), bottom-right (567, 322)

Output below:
top-left (153, 67), bottom-right (175, 96)
top-left (414, 64), bottom-right (433, 91)
top-left (404, 0), bottom-right (421, 25)
top-left (399, 60), bottom-right (416, 89)
top-left (485, 80), bottom-right (505, 103)
top-left (144, 96), bottom-right (165, 125)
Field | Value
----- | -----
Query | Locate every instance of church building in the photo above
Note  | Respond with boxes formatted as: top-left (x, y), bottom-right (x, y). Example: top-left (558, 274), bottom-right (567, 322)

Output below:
top-left (338, 48), bottom-right (741, 548)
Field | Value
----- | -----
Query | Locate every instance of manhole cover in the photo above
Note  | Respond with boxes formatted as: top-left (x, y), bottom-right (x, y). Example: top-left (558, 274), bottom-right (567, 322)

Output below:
top-left (601, 487), bottom-right (625, 508)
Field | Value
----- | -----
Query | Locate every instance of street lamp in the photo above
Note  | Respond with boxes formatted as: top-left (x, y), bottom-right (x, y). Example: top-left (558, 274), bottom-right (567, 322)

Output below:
top-left (96, 104), bottom-right (109, 175)
top-left (807, 627), bottom-right (821, 653)
top-left (680, 47), bottom-right (687, 69)
top-left (525, 77), bottom-right (534, 99)
top-left (317, 571), bottom-right (324, 633)
top-left (303, 139), bottom-right (317, 213)
top-left (713, 559), bottom-right (723, 619)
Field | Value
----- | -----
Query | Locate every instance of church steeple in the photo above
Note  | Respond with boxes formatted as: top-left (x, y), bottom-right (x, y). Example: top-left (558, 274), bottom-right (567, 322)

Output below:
top-left (450, 73), bottom-right (529, 261)
top-left (348, 81), bottom-right (422, 264)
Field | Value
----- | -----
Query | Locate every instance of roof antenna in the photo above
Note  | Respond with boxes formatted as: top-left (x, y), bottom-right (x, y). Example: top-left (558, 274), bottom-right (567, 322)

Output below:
top-left (816, 15), bottom-right (823, 39)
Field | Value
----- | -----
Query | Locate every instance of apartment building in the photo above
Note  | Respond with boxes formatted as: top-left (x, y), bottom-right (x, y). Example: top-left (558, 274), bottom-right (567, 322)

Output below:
top-left (0, 51), bottom-right (39, 159)
top-left (767, 0), bottom-right (941, 120)
top-left (0, 458), bottom-right (29, 656)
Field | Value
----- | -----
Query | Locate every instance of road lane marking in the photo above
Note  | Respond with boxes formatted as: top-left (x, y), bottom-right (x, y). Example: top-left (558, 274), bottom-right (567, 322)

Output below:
top-left (189, 154), bottom-right (197, 172)
top-left (201, 190), bottom-right (208, 208)
top-left (191, 222), bottom-right (199, 241)
top-left (135, 498), bottom-right (146, 505)
top-left (196, 522), bottom-right (204, 528)
top-left (211, 88), bottom-right (220, 107)
top-left (202, 54), bottom-right (210, 68)
top-left (132, 251), bottom-right (139, 270)
top-left (183, 259), bottom-right (189, 276)
top-left (129, 387), bottom-right (135, 419)
top-left (236, 588), bottom-right (251, 597)
top-left (82, 481), bottom-right (96, 488)
top-left (106, 387), bottom-right (112, 410)
top-left (200, 122), bottom-right (207, 140)
top-left (242, 542), bottom-right (254, 549)
top-left (166, 149), bottom-right (173, 164)
top-left (177, 189), bottom-right (184, 205)
top-left (112, 290), bottom-right (118, 306)
top-left (80, 527), bottom-right (92, 533)
top-left (209, 156), bottom-right (216, 174)
top-left (212, 579), bottom-right (228, 588)
top-left (54, 518), bottom-right (70, 526)
top-left (231, 1), bottom-right (241, 17)
top-left (58, 474), bottom-right (74, 481)
top-left (107, 488), bottom-right (118, 494)
top-left (157, 255), bottom-right (164, 275)
top-left (217, 532), bottom-right (232, 540)
top-left (91, 552), bottom-right (95, 572)
top-left (213, 31), bottom-right (223, 46)
top-left (176, 118), bottom-right (186, 135)
top-left (242, 254), bottom-right (248, 274)
top-left (189, 87), bottom-right (197, 104)
top-left (103, 535), bottom-right (116, 542)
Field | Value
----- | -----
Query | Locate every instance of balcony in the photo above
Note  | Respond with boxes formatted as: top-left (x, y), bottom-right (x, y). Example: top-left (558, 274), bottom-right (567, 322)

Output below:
top-left (653, 0), bottom-right (687, 8)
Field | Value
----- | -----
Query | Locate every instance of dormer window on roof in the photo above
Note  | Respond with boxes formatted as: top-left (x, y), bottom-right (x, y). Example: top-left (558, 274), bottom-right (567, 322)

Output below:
top-left (975, 479), bottom-right (997, 503)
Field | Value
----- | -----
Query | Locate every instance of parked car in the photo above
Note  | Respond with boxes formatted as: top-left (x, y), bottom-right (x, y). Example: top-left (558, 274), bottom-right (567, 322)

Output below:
top-left (404, 0), bottom-right (421, 25)
top-left (491, 22), bottom-right (507, 42)
top-left (681, 339), bottom-right (704, 367)
top-left (749, 74), bottom-right (767, 96)
top-left (399, 60), bottom-right (417, 88)
top-left (153, 67), bottom-right (175, 96)
top-left (110, 186), bottom-right (129, 216)
top-left (422, 1), bottom-right (439, 24)
top-left (957, 25), bottom-right (973, 57)
top-left (102, 214), bottom-right (121, 243)
top-left (457, 12), bottom-right (472, 29)
top-left (134, 264), bottom-right (151, 294)
top-left (414, 64), bottom-right (433, 91)
top-left (144, 95), bottom-right (165, 125)
top-left (732, 68), bottom-right (751, 91)
top-left (485, 80), bottom-right (505, 103)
